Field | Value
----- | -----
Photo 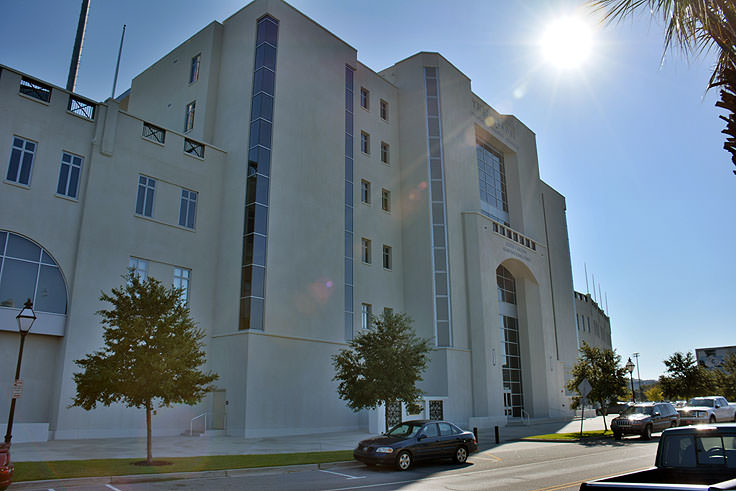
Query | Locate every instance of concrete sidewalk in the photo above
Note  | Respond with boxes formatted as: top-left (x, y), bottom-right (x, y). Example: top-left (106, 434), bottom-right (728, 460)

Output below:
top-left (10, 415), bottom-right (612, 462)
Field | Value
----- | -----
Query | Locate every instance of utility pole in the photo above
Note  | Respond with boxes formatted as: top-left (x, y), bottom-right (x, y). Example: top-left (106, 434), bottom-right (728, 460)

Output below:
top-left (633, 352), bottom-right (643, 401)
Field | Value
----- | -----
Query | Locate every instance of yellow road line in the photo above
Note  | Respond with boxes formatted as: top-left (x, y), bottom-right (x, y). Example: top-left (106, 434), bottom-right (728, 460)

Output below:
top-left (531, 467), bottom-right (651, 491)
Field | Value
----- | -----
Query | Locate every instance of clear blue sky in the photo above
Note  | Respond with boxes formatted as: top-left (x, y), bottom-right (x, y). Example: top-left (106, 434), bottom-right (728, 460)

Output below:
top-left (1, 1), bottom-right (733, 380)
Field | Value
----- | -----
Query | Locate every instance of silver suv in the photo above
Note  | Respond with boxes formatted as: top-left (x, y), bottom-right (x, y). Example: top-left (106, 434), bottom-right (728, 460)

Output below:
top-left (611, 402), bottom-right (679, 440)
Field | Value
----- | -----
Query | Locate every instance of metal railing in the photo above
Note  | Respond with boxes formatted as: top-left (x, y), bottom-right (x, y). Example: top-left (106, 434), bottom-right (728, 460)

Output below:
top-left (520, 409), bottom-right (531, 426)
top-left (190, 412), bottom-right (207, 436)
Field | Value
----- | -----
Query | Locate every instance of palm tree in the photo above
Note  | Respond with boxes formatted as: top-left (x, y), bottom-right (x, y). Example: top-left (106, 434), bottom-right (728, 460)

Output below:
top-left (592, 0), bottom-right (736, 174)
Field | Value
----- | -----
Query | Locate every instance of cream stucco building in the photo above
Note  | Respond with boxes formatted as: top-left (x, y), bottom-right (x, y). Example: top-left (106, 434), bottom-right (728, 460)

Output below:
top-left (1, 0), bottom-right (581, 441)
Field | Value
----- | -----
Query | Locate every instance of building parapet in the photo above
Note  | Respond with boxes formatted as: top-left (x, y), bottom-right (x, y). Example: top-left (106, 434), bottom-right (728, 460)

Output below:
top-left (462, 210), bottom-right (540, 253)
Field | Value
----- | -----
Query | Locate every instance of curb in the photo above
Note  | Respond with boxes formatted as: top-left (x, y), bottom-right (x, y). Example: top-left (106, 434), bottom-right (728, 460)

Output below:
top-left (9, 460), bottom-right (360, 489)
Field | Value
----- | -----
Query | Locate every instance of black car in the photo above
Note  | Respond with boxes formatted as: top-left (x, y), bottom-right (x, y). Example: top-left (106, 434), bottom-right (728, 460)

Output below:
top-left (611, 402), bottom-right (679, 440)
top-left (353, 419), bottom-right (478, 471)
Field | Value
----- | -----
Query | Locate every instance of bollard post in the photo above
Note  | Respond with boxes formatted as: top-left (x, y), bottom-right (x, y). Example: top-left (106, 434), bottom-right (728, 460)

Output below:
top-left (473, 427), bottom-right (478, 443)
top-left (494, 425), bottom-right (500, 444)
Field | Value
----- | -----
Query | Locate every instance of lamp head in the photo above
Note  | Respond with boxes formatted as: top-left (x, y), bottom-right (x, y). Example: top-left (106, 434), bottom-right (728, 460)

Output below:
top-left (16, 299), bottom-right (36, 334)
top-left (625, 357), bottom-right (635, 374)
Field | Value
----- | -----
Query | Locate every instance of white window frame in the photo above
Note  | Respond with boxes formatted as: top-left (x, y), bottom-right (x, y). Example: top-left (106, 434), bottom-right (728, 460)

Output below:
top-left (360, 179), bottom-right (371, 204)
top-left (382, 245), bottom-right (392, 270)
top-left (361, 131), bottom-right (370, 154)
top-left (56, 151), bottom-right (83, 199)
top-left (381, 188), bottom-right (391, 212)
top-left (380, 99), bottom-right (388, 121)
top-left (135, 175), bottom-right (156, 217)
top-left (190, 54), bottom-right (201, 83)
top-left (361, 238), bottom-right (371, 264)
top-left (185, 101), bottom-right (196, 132)
top-left (381, 141), bottom-right (389, 164)
top-left (179, 188), bottom-right (198, 229)
top-left (361, 303), bottom-right (372, 329)
top-left (129, 257), bottom-right (148, 280)
top-left (173, 267), bottom-right (191, 305)
top-left (360, 87), bottom-right (369, 110)
top-left (6, 136), bottom-right (37, 186)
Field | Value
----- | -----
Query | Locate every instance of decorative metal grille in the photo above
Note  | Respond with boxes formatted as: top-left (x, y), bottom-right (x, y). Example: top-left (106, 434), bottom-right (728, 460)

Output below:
top-left (20, 77), bottom-right (51, 102)
top-left (143, 122), bottom-right (165, 144)
top-left (184, 138), bottom-right (205, 158)
top-left (429, 400), bottom-right (443, 420)
top-left (387, 402), bottom-right (402, 428)
top-left (68, 95), bottom-right (95, 119)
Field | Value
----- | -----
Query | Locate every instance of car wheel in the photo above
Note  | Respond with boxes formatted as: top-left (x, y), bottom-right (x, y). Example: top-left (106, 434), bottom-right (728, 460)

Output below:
top-left (453, 446), bottom-right (468, 464)
top-left (641, 425), bottom-right (652, 440)
top-left (396, 451), bottom-right (412, 471)
top-left (613, 431), bottom-right (622, 441)
top-left (709, 415), bottom-right (716, 424)
top-left (670, 420), bottom-right (677, 428)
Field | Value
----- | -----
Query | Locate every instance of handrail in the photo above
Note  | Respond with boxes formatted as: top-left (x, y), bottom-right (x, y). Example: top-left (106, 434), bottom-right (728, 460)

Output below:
top-left (520, 409), bottom-right (530, 426)
top-left (190, 412), bottom-right (207, 436)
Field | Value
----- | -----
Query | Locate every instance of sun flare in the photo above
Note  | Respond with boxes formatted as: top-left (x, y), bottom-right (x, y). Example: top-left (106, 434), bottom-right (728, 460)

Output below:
top-left (541, 15), bottom-right (594, 70)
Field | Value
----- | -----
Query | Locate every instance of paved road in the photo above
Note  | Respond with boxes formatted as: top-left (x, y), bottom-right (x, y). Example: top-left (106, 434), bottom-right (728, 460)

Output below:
top-left (15, 435), bottom-right (660, 491)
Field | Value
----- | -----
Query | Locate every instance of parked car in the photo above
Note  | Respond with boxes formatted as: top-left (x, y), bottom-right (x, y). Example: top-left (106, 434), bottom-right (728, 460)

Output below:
top-left (0, 443), bottom-right (12, 491)
top-left (611, 402), bottom-right (679, 440)
top-left (597, 401), bottom-right (633, 416)
top-left (677, 396), bottom-right (736, 426)
top-left (353, 419), bottom-right (478, 471)
top-left (580, 424), bottom-right (736, 490)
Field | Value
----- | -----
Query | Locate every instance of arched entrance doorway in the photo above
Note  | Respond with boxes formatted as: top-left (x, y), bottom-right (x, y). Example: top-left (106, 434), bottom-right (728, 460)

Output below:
top-left (496, 264), bottom-right (524, 418)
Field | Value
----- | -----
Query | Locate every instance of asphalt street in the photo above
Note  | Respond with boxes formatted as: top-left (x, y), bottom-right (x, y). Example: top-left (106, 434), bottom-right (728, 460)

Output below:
top-left (13, 435), bottom-right (660, 491)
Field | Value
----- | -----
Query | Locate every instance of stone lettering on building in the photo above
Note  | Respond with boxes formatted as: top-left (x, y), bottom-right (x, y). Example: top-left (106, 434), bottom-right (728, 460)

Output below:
top-left (502, 244), bottom-right (531, 263)
top-left (472, 97), bottom-right (517, 143)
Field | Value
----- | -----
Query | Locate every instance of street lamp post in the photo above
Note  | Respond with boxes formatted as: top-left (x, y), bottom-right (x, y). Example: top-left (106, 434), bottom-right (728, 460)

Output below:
top-left (633, 352), bottom-right (643, 401)
top-left (4, 299), bottom-right (36, 445)
top-left (625, 357), bottom-right (635, 403)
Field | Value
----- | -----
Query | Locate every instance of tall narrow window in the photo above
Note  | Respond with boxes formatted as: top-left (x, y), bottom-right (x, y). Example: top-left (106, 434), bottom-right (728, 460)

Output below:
top-left (382, 245), bottom-right (392, 270)
top-left (128, 257), bottom-right (148, 280)
top-left (240, 14), bottom-right (279, 331)
top-left (190, 54), bottom-right (201, 83)
top-left (173, 267), bottom-right (191, 305)
top-left (56, 151), bottom-right (83, 199)
top-left (360, 180), bottom-right (371, 204)
top-left (360, 87), bottom-right (369, 110)
top-left (360, 131), bottom-right (370, 154)
top-left (361, 303), bottom-right (372, 329)
top-left (6, 136), bottom-right (36, 186)
top-left (344, 64), bottom-right (355, 340)
top-left (381, 189), bottom-right (391, 212)
top-left (380, 99), bottom-right (388, 121)
top-left (179, 189), bottom-right (198, 229)
top-left (361, 238), bottom-right (371, 264)
top-left (185, 101), bottom-right (196, 132)
top-left (135, 175), bottom-right (156, 217)
top-left (477, 140), bottom-right (508, 223)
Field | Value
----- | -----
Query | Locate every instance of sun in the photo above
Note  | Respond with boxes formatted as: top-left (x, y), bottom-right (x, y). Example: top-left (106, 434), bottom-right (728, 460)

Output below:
top-left (540, 15), bottom-right (594, 70)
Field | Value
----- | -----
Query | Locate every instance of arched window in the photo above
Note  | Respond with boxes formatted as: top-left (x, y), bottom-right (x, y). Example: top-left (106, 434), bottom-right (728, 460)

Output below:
top-left (496, 265), bottom-right (516, 305)
top-left (0, 231), bottom-right (67, 314)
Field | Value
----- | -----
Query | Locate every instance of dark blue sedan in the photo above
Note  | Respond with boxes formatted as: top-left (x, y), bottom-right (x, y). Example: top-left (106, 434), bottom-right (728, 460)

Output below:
top-left (353, 419), bottom-right (478, 470)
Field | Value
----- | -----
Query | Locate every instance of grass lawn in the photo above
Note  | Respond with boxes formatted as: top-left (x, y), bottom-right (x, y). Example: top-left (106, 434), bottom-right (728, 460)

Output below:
top-left (522, 430), bottom-right (613, 441)
top-left (13, 450), bottom-right (355, 482)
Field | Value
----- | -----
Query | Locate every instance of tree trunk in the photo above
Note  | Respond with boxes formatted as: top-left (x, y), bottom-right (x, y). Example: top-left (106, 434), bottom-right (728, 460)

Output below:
top-left (599, 401), bottom-right (608, 432)
top-left (146, 404), bottom-right (152, 464)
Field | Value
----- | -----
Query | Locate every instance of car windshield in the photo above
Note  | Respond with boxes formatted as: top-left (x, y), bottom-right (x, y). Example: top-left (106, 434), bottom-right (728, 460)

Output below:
top-left (386, 422), bottom-right (423, 438)
top-left (621, 406), bottom-right (653, 416)
top-left (688, 398), bottom-right (714, 407)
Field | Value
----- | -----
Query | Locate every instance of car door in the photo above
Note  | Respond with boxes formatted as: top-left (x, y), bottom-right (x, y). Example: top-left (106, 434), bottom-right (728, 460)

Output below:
top-left (414, 423), bottom-right (442, 460)
top-left (437, 422), bottom-right (459, 457)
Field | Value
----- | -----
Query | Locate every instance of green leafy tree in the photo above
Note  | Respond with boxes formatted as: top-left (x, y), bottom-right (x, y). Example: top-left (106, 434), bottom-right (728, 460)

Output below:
top-left (566, 342), bottom-right (628, 431)
top-left (72, 273), bottom-right (218, 465)
top-left (714, 352), bottom-right (736, 401)
top-left (593, 0), bottom-right (736, 174)
top-left (332, 312), bottom-right (432, 432)
top-left (644, 384), bottom-right (664, 402)
top-left (658, 351), bottom-right (714, 400)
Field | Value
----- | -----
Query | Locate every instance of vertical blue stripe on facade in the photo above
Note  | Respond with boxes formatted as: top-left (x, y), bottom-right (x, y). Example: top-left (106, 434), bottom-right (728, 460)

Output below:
top-left (344, 65), bottom-right (355, 340)
top-left (240, 15), bottom-right (278, 330)
top-left (424, 66), bottom-right (452, 347)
